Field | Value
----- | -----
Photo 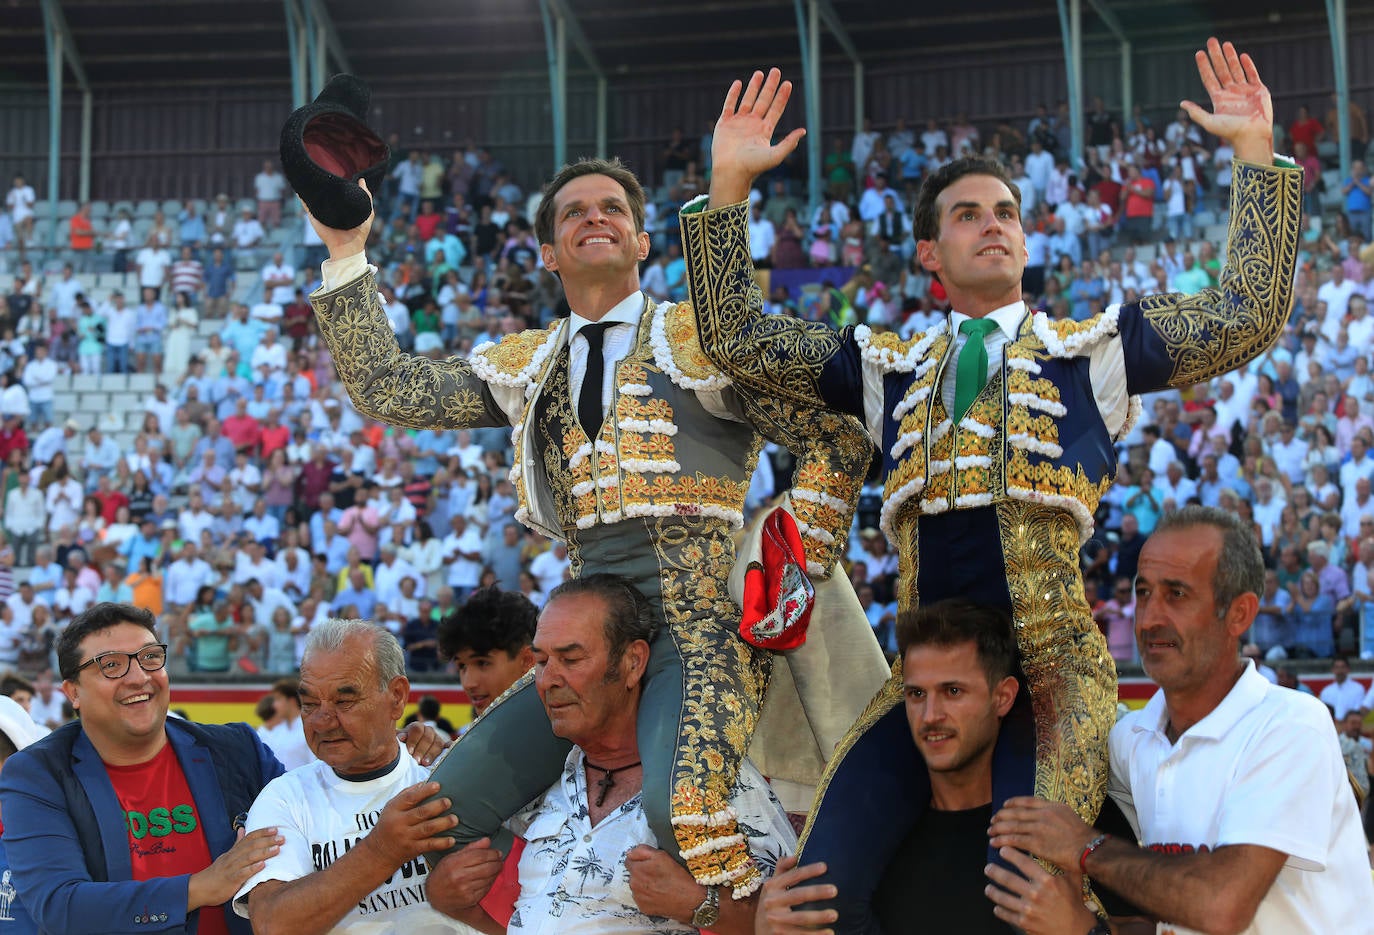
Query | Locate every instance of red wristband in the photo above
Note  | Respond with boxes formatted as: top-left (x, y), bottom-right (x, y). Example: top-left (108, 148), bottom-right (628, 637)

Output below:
top-left (1079, 833), bottom-right (1110, 874)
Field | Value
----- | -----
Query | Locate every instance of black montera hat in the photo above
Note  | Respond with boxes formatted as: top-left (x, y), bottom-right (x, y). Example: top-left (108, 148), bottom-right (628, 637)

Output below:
top-left (279, 74), bottom-right (389, 231)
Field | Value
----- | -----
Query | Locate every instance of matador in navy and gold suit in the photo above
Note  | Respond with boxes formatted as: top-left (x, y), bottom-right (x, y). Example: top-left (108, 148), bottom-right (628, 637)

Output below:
top-left (680, 156), bottom-right (1301, 929)
top-left (309, 253), bottom-right (873, 897)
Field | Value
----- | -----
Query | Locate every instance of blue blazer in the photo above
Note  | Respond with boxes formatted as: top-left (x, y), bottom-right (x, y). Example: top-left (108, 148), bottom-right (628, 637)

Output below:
top-left (0, 719), bottom-right (283, 935)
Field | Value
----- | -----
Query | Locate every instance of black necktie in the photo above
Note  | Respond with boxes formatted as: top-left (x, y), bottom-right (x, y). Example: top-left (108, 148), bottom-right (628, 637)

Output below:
top-left (578, 322), bottom-right (612, 440)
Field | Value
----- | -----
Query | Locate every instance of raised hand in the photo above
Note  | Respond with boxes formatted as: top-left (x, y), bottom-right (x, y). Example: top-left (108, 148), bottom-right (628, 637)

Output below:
top-left (1180, 37), bottom-right (1273, 165)
top-left (710, 68), bottom-right (806, 206)
top-left (300, 177), bottom-right (374, 262)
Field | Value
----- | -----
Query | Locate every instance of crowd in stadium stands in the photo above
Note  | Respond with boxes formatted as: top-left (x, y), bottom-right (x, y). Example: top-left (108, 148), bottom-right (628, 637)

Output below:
top-left (0, 94), bottom-right (1371, 717)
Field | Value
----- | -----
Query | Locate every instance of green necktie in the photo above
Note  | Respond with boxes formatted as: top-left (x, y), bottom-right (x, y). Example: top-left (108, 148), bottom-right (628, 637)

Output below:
top-left (953, 317), bottom-right (1000, 422)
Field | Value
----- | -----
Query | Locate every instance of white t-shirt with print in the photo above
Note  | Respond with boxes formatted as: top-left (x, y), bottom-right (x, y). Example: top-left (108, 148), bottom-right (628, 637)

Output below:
top-left (234, 749), bottom-right (474, 934)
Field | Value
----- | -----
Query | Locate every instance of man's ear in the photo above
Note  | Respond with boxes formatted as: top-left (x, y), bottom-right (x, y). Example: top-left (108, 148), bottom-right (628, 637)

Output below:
top-left (992, 675), bottom-right (1019, 720)
top-left (516, 644), bottom-right (536, 671)
top-left (386, 676), bottom-right (410, 720)
top-left (623, 639), bottom-right (651, 691)
top-left (915, 239), bottom-right (940, 276)
top-left (541, 243), bottom-right (558, 273)
top-left (636, 231), bottom-right (651, 262)
top-left (61, 678), bottom-right (80, 711)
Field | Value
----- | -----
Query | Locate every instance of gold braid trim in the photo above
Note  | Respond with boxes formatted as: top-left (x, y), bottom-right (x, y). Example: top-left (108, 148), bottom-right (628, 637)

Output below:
top-left (1139, 159), bottom-right (1302, 387)
top-left (681, 199), bottom-right (846, 408)
top-left (995, 499), bottom-right (1114, 827)
top-left (310, 269), bottom-right (503, 429)
top-left (795, 656), bottom-right (905, 855)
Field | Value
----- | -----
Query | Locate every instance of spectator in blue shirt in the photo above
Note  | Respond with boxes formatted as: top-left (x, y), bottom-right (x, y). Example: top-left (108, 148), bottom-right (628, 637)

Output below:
top-left (1342, 158), bottom-right (1372, 241)
top-left (330, 567), bottom-right (377, 620)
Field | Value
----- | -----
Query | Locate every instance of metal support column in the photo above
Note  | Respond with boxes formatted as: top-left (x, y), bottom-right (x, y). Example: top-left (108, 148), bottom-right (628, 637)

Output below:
top-left (1327, 0), bottom-right (1352, 183)
top-left (540, 0), bottom-right (607, 172)
top-left (1057, 0), bottom-right (1085, 169)
top-left (40, 0), bottom-right (91, 248)
top-left (43, 24), bottom-right (62, 249)
top-left (539, 0), bottom-right (566, 171)
top-left (596, 77), bottom-right (608, 159)
top-left (1087, 0), bottom-right (1132, 141)
top-left (283, 0), bottom-right (308, 108)
top-left (79, 91), bottom-right (91, 202)
top-left (794, 0), bottom-right (821, 218)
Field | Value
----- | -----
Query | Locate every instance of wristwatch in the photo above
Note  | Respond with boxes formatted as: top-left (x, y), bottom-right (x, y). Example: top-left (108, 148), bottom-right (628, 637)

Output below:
top-left (691, 885), bottom-right (720, 928)
top-left (1084, 919), bottom-right (1112, 935)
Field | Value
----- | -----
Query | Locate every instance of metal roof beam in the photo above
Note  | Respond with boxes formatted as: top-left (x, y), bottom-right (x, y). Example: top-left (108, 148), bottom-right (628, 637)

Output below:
top-left (813, 0), bottom-right (860, 63)
top-left (304, 0), bottom-right (351, 77)
top-left (543, 0), bottom-right (605, 80)
top-left (1086, 0), bottom-right (1129, 42)
top-left (38, 0), bottom-right (89, 91)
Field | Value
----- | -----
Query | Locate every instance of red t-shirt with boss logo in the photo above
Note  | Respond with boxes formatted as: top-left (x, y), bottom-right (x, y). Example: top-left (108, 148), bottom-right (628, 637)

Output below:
top-left (104, 741), bottom-right (230, 935)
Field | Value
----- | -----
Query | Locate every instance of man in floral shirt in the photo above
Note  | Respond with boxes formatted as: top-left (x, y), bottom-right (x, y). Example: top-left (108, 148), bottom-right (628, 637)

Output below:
top-left (431, 576), bottom-right (793, 934)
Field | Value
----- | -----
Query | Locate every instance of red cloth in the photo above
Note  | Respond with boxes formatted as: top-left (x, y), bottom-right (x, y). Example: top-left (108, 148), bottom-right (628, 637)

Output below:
top-left (738, 509), bottom-right (814, 651)
top-left (105, 742), bottom-right (230, 935)
top-left (479, 838), bottom-right (525, 926)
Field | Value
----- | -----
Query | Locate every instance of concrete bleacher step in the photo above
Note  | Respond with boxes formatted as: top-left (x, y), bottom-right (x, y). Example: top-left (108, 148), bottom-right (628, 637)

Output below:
top-left (108, 393), bottom-right (142, 412)
top-left (69, 374), bottom-right (102, 392)
top-left (127, 373), bottom-right (156, 393)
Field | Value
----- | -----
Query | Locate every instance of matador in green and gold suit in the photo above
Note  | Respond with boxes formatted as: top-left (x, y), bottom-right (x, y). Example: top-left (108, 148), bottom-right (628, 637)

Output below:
top-left (679, 155), bottom-right (1301, 930)
top-left (309, 249), bottom-right (873, 898)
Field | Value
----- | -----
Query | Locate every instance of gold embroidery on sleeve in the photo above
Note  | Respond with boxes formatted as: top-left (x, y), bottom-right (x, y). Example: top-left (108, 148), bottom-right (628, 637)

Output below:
top-left (1139, 160), bottom-right (1302, 386)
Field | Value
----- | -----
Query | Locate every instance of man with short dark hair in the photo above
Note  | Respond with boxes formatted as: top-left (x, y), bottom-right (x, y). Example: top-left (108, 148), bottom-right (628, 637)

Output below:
top-left (758, 599), bottom-right (1142, 934)
top-left (990, 506), bottom-right (1374, 932)
top-left (684, 43), bottom-right (1302, 932)
top-left (433, 575), bottom-right (794, 933)
top-left (304, 126), bottom-right (869, 895)
top-left (0, 602), bottom-right (285, 934)
top-left (437, 586), bottom-right (536, 718)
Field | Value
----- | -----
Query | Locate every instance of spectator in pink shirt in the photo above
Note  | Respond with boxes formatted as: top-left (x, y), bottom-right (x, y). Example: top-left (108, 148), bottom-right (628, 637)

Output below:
top-left (338, 480), bottom-right (382, 561)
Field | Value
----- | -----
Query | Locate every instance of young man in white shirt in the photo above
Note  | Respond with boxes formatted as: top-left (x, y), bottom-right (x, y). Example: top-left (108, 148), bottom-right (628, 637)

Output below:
top-left (991, 506), bottom-right (1374, 934)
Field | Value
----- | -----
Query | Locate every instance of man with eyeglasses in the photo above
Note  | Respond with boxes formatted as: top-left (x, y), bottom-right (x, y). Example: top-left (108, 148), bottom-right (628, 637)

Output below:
top-left (0, 602), bottom-right (445, 935)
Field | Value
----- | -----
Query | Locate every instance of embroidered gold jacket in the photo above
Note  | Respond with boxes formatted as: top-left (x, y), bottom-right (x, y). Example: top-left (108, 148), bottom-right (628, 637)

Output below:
top-left (680, 159), bottom-right (1302, 546)
top-left (309, 271), bottom-right (870, 570)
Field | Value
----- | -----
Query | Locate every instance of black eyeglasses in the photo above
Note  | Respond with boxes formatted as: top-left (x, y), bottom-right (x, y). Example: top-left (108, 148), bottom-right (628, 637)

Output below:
top-left (74, 644), bottom-right (169, 680)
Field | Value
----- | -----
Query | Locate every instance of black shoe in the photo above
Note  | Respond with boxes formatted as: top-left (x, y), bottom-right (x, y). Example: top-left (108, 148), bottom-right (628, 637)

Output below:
top-left (279, 74), bottom-right (389, 231)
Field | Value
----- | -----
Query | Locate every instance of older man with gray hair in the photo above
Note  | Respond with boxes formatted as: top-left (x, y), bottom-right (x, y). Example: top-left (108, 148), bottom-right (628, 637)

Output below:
top-left (234, 619), bottom-right (475, 934)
